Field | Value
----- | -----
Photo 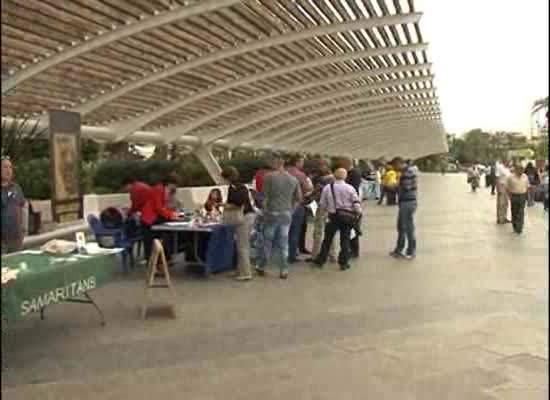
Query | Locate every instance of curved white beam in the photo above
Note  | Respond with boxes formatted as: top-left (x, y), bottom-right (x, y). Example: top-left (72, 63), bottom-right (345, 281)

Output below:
top-left (72, 13), bottom-right (422, 116)
top-left (0, 116), bottom-right (203, 146)
top-left (272, 106), bottom-right (440, 148)
top-left (149, 62), bottom-right (432, 142)
top-left (296, 114), bottom-right (441, 152)
top-left (201, 74), bottom-right (434, 145)
top-left (318, 128), bottom-right (445, 158)
top-left (1, 0), bottom-right (240, 94)
top-left (247, 89), bottom-right (438, 147)
top-left (277, 115), bottom-right (440, 154)
top-left (249, 97), bottom-right (438, 150)
top-left (285, 119), bottom-right (438, 153)
top-left (322, 127), bottom-right (427, 156)
top-left (286, 106), bottom-right (441, 145)
top-left (293, 120), bottom-right (441, 152)
top-left (114, 45), bottom-right (430, 139)
top-left (266, 109), bottom-right (442, 148)
top-left (343, 127), bottom-right (446, 158)
top-left (306, 121), bottom-right (443, 154)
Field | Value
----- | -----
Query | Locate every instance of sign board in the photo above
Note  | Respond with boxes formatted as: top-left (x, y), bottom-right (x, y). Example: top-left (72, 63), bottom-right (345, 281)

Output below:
top-left (49, 110), bottom-right (83, 223)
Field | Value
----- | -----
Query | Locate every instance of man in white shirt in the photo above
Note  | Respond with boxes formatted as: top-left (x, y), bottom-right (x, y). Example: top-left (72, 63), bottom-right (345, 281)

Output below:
top-left (506, 163), bottom-right (529, 234)
top-left (311, 168), bottom-right (362, 271)
top-left (496, 160), bottom-right (512, 224)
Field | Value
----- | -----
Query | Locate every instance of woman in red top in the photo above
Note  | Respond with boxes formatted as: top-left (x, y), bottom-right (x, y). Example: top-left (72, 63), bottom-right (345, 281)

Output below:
top-left (123, 176), bottom-right (179, 262)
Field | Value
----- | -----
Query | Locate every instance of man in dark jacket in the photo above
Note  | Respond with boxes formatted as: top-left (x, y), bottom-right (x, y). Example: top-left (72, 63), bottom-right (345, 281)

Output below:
top-left (340, 157), bottom-right (362, 258)
top-left (389, 157), bottom-right (417, 260)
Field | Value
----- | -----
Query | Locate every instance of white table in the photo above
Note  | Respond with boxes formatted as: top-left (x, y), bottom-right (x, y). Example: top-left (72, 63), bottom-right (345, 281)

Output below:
top-left (151, 222), bottom-right (220, 275)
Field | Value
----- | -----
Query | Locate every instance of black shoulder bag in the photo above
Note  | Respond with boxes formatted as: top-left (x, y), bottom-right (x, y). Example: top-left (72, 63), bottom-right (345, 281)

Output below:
top-left (330, 183), bottom-right (360, 226)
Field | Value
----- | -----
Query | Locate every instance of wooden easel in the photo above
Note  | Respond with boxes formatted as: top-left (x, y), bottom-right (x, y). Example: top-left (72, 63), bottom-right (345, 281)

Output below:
top-left (142, 239), bottom-right (177, 319)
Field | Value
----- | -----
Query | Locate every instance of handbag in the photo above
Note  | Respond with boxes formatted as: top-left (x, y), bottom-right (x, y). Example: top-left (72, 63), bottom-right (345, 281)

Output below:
top-left (222, 184), bottom-right (246, 225)
top-left (330, 183), bottom-right (360, 226)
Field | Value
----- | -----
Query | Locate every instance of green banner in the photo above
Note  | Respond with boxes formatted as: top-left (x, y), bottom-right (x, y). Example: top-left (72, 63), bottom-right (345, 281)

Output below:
top-left (1, 252), bottom-right (117, 322)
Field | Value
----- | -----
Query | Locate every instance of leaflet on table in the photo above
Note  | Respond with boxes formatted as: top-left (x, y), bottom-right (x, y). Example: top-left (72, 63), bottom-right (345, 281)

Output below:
top-left (164, 221), bottom-right (193, 227)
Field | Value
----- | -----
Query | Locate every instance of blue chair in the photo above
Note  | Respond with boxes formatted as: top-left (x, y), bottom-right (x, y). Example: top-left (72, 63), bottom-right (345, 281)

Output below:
top-left (87, 214), bottom-right (137, 274)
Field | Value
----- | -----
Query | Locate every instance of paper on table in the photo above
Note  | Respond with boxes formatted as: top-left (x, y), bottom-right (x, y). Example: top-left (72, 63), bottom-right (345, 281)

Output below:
top-left (165, 221), bottom-right (192, 226)
top-left (20, 250), bottom-right (43, 255)
top-left (84, 243), bottom-right (124, 255)
top-left (307, 200), bottom-right (318, 217)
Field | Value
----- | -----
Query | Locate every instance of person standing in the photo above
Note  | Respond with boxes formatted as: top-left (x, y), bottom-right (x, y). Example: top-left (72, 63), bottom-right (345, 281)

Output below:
top-left (1, 156), bottom-right (27, 253)
top-left (298, 171), bottom-right (314, 256)
top-left (524, 162), bottom-right (540, 207)
top-left (488, 163), bottom-right (497, 195)
top-left (374, 166), bottom-right (382, 200)
top-left (543, 165), bottom-right (549, 212)
top-left (286, 155), bottom-right (313, 263)
top-left (222, 166), bottom-right (255, 281)
top-left (496, 160), bottom-right (512, 224)
top-left (257, 156), bottom-right (302, 279)
top-left (381, 165), bottom-right (398, 205)
top-left (506, 164), bottom-right (529, 234)
top-left (311, 168), bottom-right (362, 270)
top-left (389, 157), bottom-right (417, 260)
top-left (307, 164), bottom-right (337, 262)
top-left (341, 158), bottom-right (363, 258)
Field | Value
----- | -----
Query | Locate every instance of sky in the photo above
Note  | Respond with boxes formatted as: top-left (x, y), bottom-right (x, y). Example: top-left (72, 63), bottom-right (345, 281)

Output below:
top-left (415, 0), bottom-right (549, 136)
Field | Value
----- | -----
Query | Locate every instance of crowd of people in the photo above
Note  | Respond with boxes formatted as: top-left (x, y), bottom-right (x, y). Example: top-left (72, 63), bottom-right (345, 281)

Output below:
top-left (248, 155), bottom-right (418, 279)
top-left (468, 160), bottom-right (549, 235)
top-left (2, 150), bottom-right (420, 277)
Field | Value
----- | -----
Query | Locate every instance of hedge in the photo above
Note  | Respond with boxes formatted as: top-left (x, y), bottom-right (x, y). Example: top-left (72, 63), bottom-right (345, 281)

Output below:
top-left (15, 158), bottom-right (51, 200)
top-left (16, 155), bottom-right (330, 199)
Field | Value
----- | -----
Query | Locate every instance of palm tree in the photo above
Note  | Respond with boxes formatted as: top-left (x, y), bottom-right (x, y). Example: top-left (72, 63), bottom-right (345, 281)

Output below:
top-left (532, 96), bottom-right (548, 115)
top-left (1, 117), bottom-right (47, 163)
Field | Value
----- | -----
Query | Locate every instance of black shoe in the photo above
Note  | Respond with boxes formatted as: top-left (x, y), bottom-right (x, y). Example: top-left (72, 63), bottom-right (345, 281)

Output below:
top-left (310, 259), bottom-right (324, 268)
top-left (300, 249), bottom-right (312, 255)
top-left (339, 264), bottom-right (350, 270)
top-left (255, 267), bottom-right (265, 276)
top-left (287, 258), bottom-right (299, 264)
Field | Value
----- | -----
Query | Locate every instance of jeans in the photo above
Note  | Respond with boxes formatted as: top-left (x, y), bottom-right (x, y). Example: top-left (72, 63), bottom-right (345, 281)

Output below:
top-left (394, 201), bottom-right (417, 256)
top-left (259, 211), bottom-right (292, 272)
top-left (318, 214), bottom-right (353, 267)
top-left (288, 205), bottom-right (306, 262)
top-left (299, 209), bottom-right (309, 252)
top-left (361, 181), bottom-right (380, 200)
top-left (510, 193), bottom-right (526, 233)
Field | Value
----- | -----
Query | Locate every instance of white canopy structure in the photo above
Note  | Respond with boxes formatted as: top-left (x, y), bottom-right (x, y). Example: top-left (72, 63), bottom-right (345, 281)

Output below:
top-left (2, 0), bottom-right (446, 163)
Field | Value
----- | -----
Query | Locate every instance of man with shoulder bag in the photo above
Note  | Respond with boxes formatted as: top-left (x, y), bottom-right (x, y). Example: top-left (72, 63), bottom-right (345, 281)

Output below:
top-left (311, 168), bottom-right (362, 271)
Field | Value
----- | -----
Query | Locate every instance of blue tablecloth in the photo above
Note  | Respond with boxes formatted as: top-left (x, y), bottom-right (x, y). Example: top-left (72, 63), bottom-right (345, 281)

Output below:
top-left (194, 224), bottom-right (236, 273)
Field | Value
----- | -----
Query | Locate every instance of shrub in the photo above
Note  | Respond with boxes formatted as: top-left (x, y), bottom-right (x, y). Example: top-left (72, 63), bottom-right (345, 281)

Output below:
top-left (15, 158), bottom-right (51, 200)
top-left (221, 159), bottom-right (266, 183)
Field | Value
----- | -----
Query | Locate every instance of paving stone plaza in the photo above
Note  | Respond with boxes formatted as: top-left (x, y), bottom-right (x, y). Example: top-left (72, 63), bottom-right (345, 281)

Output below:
top-left (2, 174), bottom-right (548, 399)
